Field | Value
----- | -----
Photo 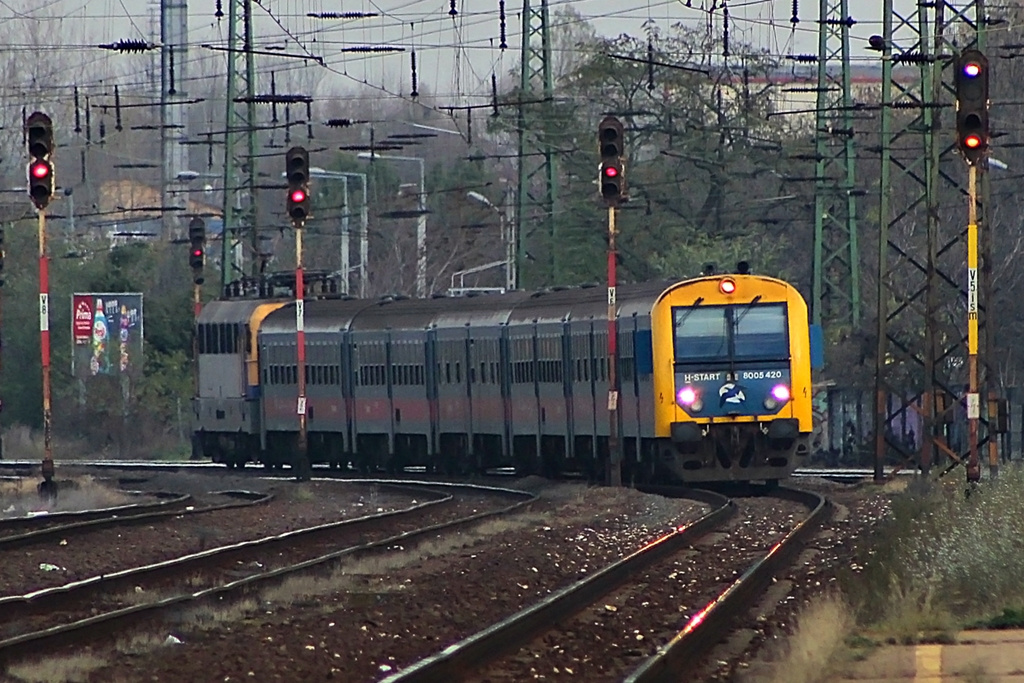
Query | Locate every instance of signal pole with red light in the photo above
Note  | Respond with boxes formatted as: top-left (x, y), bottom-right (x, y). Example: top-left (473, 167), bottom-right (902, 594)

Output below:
top-left (598, 116), bottom-right (626, 486)
top-left (955, 49), bottom-right (989, 166)
top-left (25, 111), bottom-right (57, 500)
top-left (955, 49), bottom-right (989, 483)
top-left (188, 217), bottom-right (206, 413)
top-left (286, 147), bottom-right (311, 481)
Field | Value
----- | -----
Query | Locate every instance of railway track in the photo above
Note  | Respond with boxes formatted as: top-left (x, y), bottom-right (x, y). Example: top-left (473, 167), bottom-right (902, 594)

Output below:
top-left (0, 490), bottom-right (270, 550)
top-left (0, 481), bottom-right (535, 669)
top-left (383, 486), bottom-right (829, 683)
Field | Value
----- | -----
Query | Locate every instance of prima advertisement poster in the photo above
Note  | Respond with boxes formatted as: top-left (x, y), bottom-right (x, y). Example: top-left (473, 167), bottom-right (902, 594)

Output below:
top-left (72, 293), bottom-right (144, 378)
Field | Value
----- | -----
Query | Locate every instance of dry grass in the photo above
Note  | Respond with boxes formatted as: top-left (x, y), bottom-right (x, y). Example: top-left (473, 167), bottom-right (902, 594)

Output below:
top-left (765, 594), bottom-right (853, 683)
top-left (5, 653), bottom-right (107, 683)
top-left (846, 466), bottom-right (1024, 636)
top-left (0, 474), bottom-right (134, 517)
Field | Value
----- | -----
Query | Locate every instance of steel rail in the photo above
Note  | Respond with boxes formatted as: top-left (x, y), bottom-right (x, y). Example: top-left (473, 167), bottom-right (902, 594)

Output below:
top-left (381, 488), bottom-right (734, 683)
top-left (0, 482), bottom-right (536, 668)
top-left (0, 490), bottom-right (271, 550)
top-left (625, 486), bottom-right (831, 683)
top-left (0, 491), bottom-right (192, 535)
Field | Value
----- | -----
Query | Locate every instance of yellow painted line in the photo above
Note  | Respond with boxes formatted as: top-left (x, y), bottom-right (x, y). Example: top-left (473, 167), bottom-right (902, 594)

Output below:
top-left (914, 644), bottom-right (943, 682)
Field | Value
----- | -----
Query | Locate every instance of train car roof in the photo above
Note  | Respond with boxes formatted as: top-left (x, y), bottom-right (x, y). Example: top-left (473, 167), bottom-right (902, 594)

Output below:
top-left (348, 296), bottom-right (460, 331)
top-left (431, 291), bottom-right (533, 328)
top-left (508, 281), bottom-right (675, 323)
top-left (251, 279), bottom-right (684, 335)
top-left (261, 298), bottom-right (377, 334)
top-left (197, 298), bottom-right (289, 325)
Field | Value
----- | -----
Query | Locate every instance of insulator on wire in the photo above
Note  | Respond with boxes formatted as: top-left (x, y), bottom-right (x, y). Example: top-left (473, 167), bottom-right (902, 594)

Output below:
top-left (98, 39), bottom-right (152, 53)
top-left (340, 45), bottom-right (404, 53)
top-left (411, 51), bottom-right (419, 98)
top-left (85, 96), bottom-right (92, 143)
top-left (115, 86), bottom-right (123, 131)
top-left (466, 109), bottom-right (472, 144)
top-left (722, 2), bottom-right (730, 57)
top-left (74, 86), bottom-right (81, 133)
top-left (80, 148), bottom-right (86, 183)
top-left (308, 11), bottom-right (378, 19)
top-left (284, 105), bottom-right (291, 144)
top-left (499, 0), bottom-right (507, 50)
top-left (449, 0), bottom-right (457, 16)
top-left (491, 72), bottom-right (500, 117)
top-left (215, 0), bottom-right (223, 19)
top-left (325, 118), bottom-right (355, 127)
top-left (207, 133), bottom-right (214, 169)
top-left (168, 48), bottom-right (177, 94)
top-left (647, 40), bottom-right (655, 90)
top-left (306, 101), bottom-right (313, 140)
top-left (270, 72), bottom-right (279, 123)
top-left (791, 0), bottom-right (799, 24)
top-left (99, 115), bottom-right (106, 142)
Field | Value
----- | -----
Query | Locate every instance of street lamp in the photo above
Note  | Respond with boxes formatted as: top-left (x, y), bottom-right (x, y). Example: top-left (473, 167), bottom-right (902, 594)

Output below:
top-left (467, 188), bottom-right (516, 291)
top-left (356, 152), bottom-right (427, 297)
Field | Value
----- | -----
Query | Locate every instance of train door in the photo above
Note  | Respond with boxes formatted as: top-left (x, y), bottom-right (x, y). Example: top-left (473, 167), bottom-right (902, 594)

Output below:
top-left (469, 329), bottom-right (506, 471)
top-left (536, 321), bottom-right (567, 476)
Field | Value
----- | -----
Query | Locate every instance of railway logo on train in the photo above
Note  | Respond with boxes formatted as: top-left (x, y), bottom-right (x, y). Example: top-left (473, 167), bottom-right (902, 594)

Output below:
top-left (193, 269), bottom-right (822, 485)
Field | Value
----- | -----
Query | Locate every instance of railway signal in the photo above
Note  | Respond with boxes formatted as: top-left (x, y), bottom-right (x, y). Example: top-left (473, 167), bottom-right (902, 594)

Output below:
top-left (598, 116), bottom-right (626, 205)
top-left (286, 146), bottom-right (311, 225)
top-left (955, 49), bottom-right (989, 165)
top-left (25, 112), bottom-right (55, 210)
top-left (189, 217), bottom-right (206, 285)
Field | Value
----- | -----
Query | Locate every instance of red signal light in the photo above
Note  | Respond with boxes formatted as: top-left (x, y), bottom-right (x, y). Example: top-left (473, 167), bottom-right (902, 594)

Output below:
top-left (604, 166), bottom-right (618, 178)
top-left (719, 278), bottom-right (737, 294)
top-left (31, 162), bottom-right (50, 179)
top-left (191, 248), bottom-right (202, 257)
top-left (964, 134), bottom-right (982, 149)
top-left (290, 189), bottom-right (307, 203)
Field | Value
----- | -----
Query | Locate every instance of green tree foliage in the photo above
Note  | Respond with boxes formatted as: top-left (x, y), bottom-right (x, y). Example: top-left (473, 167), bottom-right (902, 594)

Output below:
top-left (497, 17), bottom-right (808, 287)
top-left (1, 222), bottom-right (194, 448)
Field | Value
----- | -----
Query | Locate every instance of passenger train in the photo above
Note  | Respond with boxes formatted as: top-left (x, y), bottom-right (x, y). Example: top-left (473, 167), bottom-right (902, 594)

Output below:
top-left (193, 270), bottom-right (820, 484)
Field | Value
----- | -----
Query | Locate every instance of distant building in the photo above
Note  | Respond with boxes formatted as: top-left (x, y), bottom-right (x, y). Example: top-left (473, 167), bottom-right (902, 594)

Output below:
top-left (97, 180), bottom-right (221, 243)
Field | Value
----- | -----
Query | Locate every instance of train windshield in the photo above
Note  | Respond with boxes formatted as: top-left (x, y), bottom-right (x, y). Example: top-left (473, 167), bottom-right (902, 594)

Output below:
top-left (673, 303), bottom-right (788, 363)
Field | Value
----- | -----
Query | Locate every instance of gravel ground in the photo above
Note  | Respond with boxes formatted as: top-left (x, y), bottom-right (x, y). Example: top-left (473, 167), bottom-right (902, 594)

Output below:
top-left (16, 480), bottom-right (708, 683)
top-left (698, 478), bottom-right (894, 681)
top-left (0, 479), bottom-right (418, 596)
top-left (477, 497), bottom-right (807, 682)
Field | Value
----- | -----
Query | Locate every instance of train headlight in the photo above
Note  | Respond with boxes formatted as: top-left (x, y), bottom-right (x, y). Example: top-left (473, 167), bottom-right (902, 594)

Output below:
top-left (718, 277), bottom-right (737, 294)
top-left (764, 384), bottom-right (790, 410)
top-left (677, 386), bottom-right (697, 406)
top-left (691, 399), bottom-right (704, 412)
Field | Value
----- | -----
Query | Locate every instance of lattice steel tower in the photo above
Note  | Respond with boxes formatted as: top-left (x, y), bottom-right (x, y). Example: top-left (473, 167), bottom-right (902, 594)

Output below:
top-left (873, 0), bottom-right (989, 479)
top-left (812, 0), bottom-right (860, 327)
top-left (220, 0), bottom-right (261, 289)
top-left (516, 0), bottom-right (558, 288)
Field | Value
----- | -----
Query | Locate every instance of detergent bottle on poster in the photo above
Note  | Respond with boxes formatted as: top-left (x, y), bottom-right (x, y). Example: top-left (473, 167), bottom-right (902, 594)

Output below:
top-left (119, 304), bottom-right (130, 372)
top-left (91, 298), bottom-right (109, 375)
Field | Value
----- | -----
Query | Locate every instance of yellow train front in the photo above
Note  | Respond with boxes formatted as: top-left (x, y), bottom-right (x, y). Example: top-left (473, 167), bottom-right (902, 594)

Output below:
top-left (650, 274), bottom-right (814, 484)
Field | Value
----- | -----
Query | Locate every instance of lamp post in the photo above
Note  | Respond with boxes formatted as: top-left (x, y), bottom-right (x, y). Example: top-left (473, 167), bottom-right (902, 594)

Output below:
top-left (356, 152), bottom-right (427, 297)
top-left (309, 168), bottom-right (369, 297)
top-left (467, 186), bottom-right (516, 291)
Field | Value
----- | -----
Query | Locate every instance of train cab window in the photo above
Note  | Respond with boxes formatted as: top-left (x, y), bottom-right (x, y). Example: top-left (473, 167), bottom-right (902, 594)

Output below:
top-left (446, 362), bottom-right (452, 384)
top-left (733, 304), bottom-right (788, 360)
top-left (455, 362), bottom-right (462, 384)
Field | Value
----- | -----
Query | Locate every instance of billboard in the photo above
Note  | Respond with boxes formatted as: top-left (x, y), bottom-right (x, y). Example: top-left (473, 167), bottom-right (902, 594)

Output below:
top-left (72, 293), bottom-right (144, 377)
